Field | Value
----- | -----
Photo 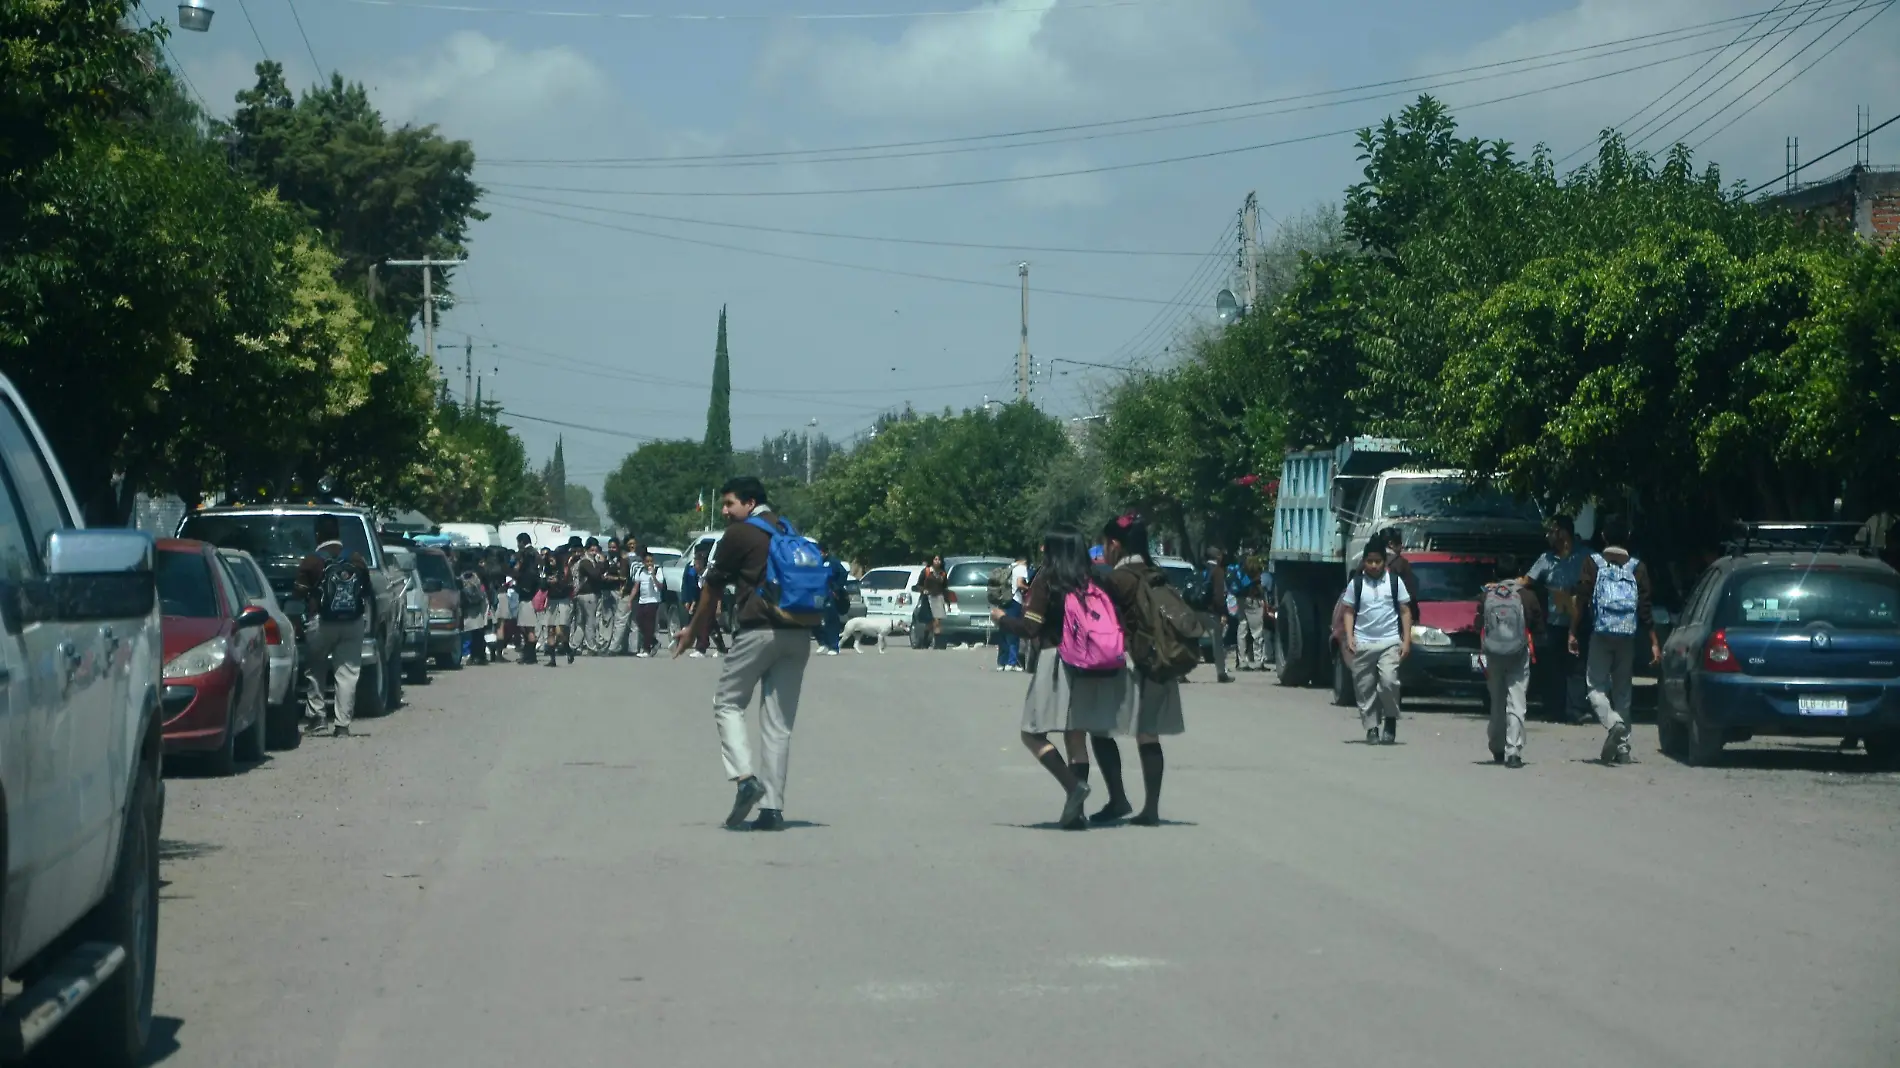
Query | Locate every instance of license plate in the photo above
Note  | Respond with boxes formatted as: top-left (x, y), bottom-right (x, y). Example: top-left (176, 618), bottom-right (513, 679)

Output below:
top-left (1471, 654), bottom-right (1486, 673)
top-left (1797, 696), bottom-right (1849, 716)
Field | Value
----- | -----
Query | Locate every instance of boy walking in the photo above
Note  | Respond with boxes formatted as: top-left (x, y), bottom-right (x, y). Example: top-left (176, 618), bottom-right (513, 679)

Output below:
top-left (1480, 578), bottom-right (1542, 767)
top-left (1339, 544), bottom-right (1412, 744)
top-left (1571, 522), bottom-right (1660, 765)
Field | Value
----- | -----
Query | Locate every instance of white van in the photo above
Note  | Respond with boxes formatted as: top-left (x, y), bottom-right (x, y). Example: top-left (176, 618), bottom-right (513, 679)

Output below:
top-left (437, 522), bottom-right (500, 549)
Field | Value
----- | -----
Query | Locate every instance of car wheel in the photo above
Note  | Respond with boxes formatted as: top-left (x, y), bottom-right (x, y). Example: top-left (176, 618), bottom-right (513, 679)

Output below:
top-left (1330, 647), bottom-right (1354, 707)
top-left (387, 644), bottom-right (404, 708)
top-left (405, 656), bottom-right (429, 685)
top-left (357, 659), bottom-right (388, 718)
top-left (1864, 734), bottom-right (1900, 770)
top-left (1685, 710), bottom-right (1725, 767)
top-left (65, 759), bottom-right (158, 1068)
top-left (265, 699), bottom-right (302, 751)
top-left (1656, 708), bottom-right (1687, 760)
top-left (205, 687), bottom-right (239, 776)
top-left (234, 682), bottom-right (267, 762)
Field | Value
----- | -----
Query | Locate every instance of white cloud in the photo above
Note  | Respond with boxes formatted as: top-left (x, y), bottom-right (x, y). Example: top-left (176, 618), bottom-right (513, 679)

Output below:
top-left (365, 31), bottom-right (621, 154)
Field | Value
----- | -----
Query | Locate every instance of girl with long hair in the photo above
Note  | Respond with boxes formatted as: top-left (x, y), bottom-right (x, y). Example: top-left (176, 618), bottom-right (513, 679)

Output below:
top-left (1089, 513), bottom-right (1185, 825)
top-left (992, 527), bottom-right (1132, 829)
top-left (914, 553), bottom-right (950, 650)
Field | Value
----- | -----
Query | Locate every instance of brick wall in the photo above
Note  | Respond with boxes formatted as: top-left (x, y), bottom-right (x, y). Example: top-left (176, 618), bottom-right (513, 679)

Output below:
top-left (1874, 189), bottom-right (1899, 245)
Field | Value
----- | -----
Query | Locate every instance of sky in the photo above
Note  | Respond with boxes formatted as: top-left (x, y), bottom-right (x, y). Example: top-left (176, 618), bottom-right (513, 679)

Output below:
top-left (161, 0), bottom-right (1900, 512)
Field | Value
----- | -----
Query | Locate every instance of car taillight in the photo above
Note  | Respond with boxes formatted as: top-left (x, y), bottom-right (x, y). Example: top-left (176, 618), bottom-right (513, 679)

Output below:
top-left (1702, 629), bottom-right (1739, 673)
top-left (264, 616), bottom-right (281, 645)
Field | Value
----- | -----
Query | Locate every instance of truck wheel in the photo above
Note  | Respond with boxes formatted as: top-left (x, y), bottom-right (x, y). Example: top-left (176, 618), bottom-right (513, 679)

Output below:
top-left (1275, 590), bottom-right (1317, 687)
top-left (68, 761), bottom-right (159, 1067)
top-left (1331, 647), bottom-right (1354, 707)
top-left (356, 660), bottom-right (388, 718)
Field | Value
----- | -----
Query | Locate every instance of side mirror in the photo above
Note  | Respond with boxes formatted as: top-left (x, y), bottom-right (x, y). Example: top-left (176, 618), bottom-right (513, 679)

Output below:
top-left (236, 605), bottom-right (270, 629)
top-left (45, 529), bottom-right (156, 622)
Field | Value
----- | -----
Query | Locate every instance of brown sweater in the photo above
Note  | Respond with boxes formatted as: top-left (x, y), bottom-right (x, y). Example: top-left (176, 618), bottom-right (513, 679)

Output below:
top-left (998, 562), bottom-right (1144, 648)
top-left (704, 511), bottom-right (806, 630)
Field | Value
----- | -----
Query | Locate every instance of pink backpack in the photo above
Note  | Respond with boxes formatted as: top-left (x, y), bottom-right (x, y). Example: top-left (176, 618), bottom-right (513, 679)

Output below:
top-left (1059, 582), bottom-right (1126, 672)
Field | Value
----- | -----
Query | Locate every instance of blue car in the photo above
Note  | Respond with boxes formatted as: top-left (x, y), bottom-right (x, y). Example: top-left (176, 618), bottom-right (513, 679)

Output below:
top-left (1657, 537), bottom-right (1900, 768)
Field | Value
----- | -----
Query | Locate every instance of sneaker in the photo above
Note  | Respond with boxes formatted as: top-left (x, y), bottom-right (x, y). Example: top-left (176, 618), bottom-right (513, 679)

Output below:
top-left (750, 808), bottom-right (785, 832)
top-left (331, 724), bottom-right (351, 738)
top-left (1505, 753), bottom-right (1524, 769)
top-left (300, 717), bottom-right (327, 736)
top-left (725, 777), bottom-right (766, 829)
top-left (994, 665), bottom-right (1007, 672)
top-left (825, 649), bottom-right (839, 656)
top-left (1381, 717), bottom-right (1397, 745)
top-left (1600, 722), bottom-right (1630, 764)
top-left (1217, 674), bottom-right (1235, 684)
top-left (1614, 748), bottom-right (1633, 765)
top-left (709, 651), bottom-right (722, 659)
top-left (1089, 800), bottom-right (1133, 824)
top-left (1491, 749), bottom-right (1505, 764)
top-left (1059, 779), bottom-right (1092, 829)
top-left (688, 651), bottom-right (705, 659)
top-left (1366, 728), bottom-right (1381, 745)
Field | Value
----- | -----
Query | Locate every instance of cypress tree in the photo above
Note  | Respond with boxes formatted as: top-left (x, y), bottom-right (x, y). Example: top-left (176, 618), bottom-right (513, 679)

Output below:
top-left (703, 305), bottom-right (732, 474)
top-left (543, 437), bottom-right (568, 520)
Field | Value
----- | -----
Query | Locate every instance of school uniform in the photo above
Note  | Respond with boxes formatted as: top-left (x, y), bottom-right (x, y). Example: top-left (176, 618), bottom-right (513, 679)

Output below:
top-left (999, 571), bottom-right (1132, 735)
top-left (1340, 570), bottom-right (1412, 738)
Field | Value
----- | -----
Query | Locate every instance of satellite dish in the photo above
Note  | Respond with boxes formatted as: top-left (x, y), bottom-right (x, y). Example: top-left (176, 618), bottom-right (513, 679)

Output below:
top-left (1215, 288), bottom-right (1240, 324)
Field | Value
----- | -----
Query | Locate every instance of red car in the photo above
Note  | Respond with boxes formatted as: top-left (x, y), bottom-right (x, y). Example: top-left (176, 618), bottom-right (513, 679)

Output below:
top-left (1332, 552), bottom-right (1504, 705)
top-left (156, 539), bottom-right (271, 774)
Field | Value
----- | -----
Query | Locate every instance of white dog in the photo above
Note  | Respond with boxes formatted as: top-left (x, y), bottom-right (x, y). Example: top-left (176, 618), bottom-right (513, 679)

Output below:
top-left (840, 616), bottom-right (910, 653)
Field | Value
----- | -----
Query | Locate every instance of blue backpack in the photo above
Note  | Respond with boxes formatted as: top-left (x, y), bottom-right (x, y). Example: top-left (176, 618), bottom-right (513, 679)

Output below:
top-left (745, 516), bottom-right (830, 626)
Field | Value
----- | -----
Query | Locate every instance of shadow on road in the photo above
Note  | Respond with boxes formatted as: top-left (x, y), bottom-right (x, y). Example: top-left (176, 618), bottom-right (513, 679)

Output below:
top-left (1664, 743), bottom-right (1894, 776)
top-left (140, 1016), bottom-right (185, 1066)
top-left (158, 839), bottom-right (222, 863)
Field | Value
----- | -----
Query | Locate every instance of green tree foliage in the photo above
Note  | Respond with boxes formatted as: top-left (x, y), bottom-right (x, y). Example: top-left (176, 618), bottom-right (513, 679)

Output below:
top-left (810, 403), bottom-right (1066, 565)
top-left (564, 484), bottom-right (601, 532)
top-left (225, 62), bottom-right (485, 328)
top-left (604, 439), bottom-right (713, 545)
top-left (408, 397), bottom-right (539, 524)
top-left (703, 305), bottom-right (732, 471)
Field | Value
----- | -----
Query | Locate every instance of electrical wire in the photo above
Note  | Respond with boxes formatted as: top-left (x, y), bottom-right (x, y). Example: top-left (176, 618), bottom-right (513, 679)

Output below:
top-left (481, 2), bottom-right (1858, 168)
top-left (286, 0), bottom-right (325, 78)
top-left (1675, 0), bottom-right (1889, 147)
top-left (1698, 3), bottom-right (1892, 148)
top-left (483, 193), bottom-right (1212, 257)
top-left (1624, 0), bottom-right (1821, 151)
top-left (1742, 109), bottom-right (1900, 195)
top-left (499, 409), bottom-right (664, 442)
top-left (236, 0), bottom-right (274, 58)
top-left (342, 0), bottom-right (1171, 20)
top-left (491, 200), bottom-right (1190, 305)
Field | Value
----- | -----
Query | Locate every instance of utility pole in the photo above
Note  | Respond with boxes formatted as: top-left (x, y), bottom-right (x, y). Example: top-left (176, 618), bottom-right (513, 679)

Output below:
top-left (1238, 192), bottom-right (1261, 315)
top-left (383, 258), bottom-right (464, 375)
top-left (805, 418), bottom-right (819, 484)
top-left (463, 337), bottom-right (474, 414)
top-left (1017, 262), bottom-right (1031, 403)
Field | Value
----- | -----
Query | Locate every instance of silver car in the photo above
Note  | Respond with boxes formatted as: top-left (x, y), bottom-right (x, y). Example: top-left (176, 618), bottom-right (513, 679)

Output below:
top-left (217, 547), bottom-right (302, 747)
top-left (938, 556), bottom-right (1014, 646)
top-left (382, 544), bottom-right (430, 684)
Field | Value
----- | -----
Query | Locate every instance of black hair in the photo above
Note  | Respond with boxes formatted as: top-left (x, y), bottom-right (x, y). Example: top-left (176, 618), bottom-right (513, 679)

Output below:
top-left (1601, 518), bottom-right (1632, 546)
top-left (1548, 514), bottom-right (1576, 537)
top-left (1102, 514), bottom-right (1152, 562)
top-left (1038, 526), bottom-right (1092, 599)
top-left (315, 514), bottom-right (341, 543)
top-left (720, 476), bottom-right (768, 507)
top-left (517, 532), bottom-right (533, 545)
top-left (1380, 526), bottom-right (1404, 550)
top-left (1361, 544), bottom-right (1388, 562)
top-left (586, 537), bottom-right (600, 549)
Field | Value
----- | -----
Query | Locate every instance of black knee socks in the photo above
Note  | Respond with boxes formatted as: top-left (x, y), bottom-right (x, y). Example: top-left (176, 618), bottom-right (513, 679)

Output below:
top-left (1069, 761), bottom-right (1090, 786)
top-left (1092, 735), bottom-right (1129, 809)
top-left (1037, 748), bottom-right (1078, 792)
top-left (1137, 741), bottom-right (1164, 818)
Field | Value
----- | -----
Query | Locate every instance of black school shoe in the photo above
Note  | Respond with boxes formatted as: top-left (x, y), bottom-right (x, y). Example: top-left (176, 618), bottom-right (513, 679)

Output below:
top-left (725, 778), bottom-right (766, 829)
top-left (1380, 717), bottom-right (1397, 744)
top-left (751, 809), bottom-right (784, 831)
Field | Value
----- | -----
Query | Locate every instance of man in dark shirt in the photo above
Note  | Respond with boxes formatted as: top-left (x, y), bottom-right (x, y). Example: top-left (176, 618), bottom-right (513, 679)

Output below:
top-left (571, 538), bottom-right (604, 656)
top-left (673, 476), bottom-right (814, 831)
top-left (292, 514), bottom-right (372, 736)
top-left (510, 533), bottom-right (542, 664)
top-left (1204, 548), bottom-right (1234, 683)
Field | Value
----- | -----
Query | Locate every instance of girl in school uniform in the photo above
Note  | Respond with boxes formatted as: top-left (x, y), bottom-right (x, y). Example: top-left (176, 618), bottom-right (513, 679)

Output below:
top-left (1090, 514), bottom-right (1185, 826)
top-left (992, 527), bottom-right (1134, 830)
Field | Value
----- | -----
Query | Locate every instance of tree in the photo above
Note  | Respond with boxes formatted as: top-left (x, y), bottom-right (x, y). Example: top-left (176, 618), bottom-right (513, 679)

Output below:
top-left (703, 305), bottom-right (732, 473)
top-left (540, 438), bottom-right (567, 520)
top-left (408, 396), bottom-right (539, 524)
top-left (603, 439), bottom-right (712, 545)
top-left (225, 62), bottom-right (486, 328)
top-left (564, 484), bottom-right (602, 531)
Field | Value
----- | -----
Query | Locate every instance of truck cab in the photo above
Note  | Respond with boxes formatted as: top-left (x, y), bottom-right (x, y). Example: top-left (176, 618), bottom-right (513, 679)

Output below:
top-left (0, 373), bottom-right (164, 1066)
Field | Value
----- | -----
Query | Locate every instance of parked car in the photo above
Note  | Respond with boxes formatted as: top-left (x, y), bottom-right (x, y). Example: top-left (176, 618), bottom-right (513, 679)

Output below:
top-left (1657, 526), bottom-right (1900, 767)
top-left (178, 503), bottom-right (404, 715)
top-left (1155, 555), bottom-right (1216, 662)
top-left (1328, 552), bottom-right (1498, 706)
top-left (937, 556), bottom-right (1012, 646)
top-left (845, 577), bottom-right (866, 619)
top-left (413, 544), bottom-right (468, 670)
top-left (860, 564), bottom-right (925, 626)
top-left (216, 547), bottom-right (303, 749)
top-left (383, 544), bottom-right (430, 684)
top-left (156, 539), bottom-right (271, 774)
top-left (0, 372), bottom-right (163, 1065)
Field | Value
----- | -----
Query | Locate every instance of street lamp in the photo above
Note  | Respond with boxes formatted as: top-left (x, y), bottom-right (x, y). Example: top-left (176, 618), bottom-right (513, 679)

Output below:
top-left (1215, 288), bottom-right (1241, 325)
top-left (178, 0), bottom-right (215, 30)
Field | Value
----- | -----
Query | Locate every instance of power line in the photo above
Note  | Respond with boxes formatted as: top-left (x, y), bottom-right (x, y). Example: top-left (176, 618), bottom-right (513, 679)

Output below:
top-left (286, 0), bottom-right (324, 78)
top-left (499, 409), bottom-right (664, 442)
top-left (479, 40), bottom-right (1816, 201)
top-left (1627, 0), bottom-right (1821, 151)
top-left (1697, 3), bottom-right (1891, 148)
top-left (1677, 0), bottom-right (1889, 147)
top-left (343, 0), bottom-right (1172, 20)
top-left (236, 0), bottom-right (273, 58)
top-left (1743, 108), bottom-right (1900, 195)
top-left (493, 200), bottom-right (1190, 305)
top-left (483, 193), bottom-right (1212, 257)
top-left (480, 2), bottom-right (1856, 169)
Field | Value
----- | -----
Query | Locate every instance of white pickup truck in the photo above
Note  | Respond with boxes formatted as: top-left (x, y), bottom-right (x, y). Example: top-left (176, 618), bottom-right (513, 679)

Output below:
top-left (0, 374), bottom-right (164, 1065)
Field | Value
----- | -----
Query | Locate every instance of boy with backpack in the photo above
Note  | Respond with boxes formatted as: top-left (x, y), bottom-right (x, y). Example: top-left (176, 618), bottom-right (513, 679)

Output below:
top-left (293, 514), bottom-right (374, 738)
top-left (1479, 577), bottom-right (1543, 768)
top-left (1570, 521), bottom-right (1659, 765)
top-left (674, 477), bottom-right (828, 832)
top-left (1339, 544), bottom-right (1413, 745)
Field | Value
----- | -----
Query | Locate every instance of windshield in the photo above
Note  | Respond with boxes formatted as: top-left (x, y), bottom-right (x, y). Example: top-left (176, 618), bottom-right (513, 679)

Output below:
top-left (1409, 561), bottom-right (1499, 602)
top-left (948, 561), bottom-right (1007, 587)
top-left (157, 550), bottom-right (219, 618)
top-left (1381, 479), bottom-right (1540, 521)
top-left (861, 569), bottom-right (913, 590)
top-left (222, 555), bottom-right (265, 600)
top-left (179, 513), bottom-right (375, 576)
top-left (651, 551), bottom-right (681, 570)
top-left (416, 551), bottom-right (455, 592)
top-left (1158, 563), bottom-right (1196, 596)
top-left (1718, 569), bottom-right (1900, 630)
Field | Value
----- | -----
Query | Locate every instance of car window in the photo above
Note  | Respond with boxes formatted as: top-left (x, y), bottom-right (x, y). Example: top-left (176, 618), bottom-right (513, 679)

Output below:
top-left (860, 569), bottom-right (913, 590)
top-left (0, 461), bottom-right (42, 585)
top-left (947, 562), bottom-right (1006, 587)
top-left (416, 551), bottom-right (455, 592)
top-left (1716, 569), bottom-right (1900, 630)
top-left (1683, 569), bottom-right (1720, 624)
top-left (651, 551), bottom-right (681, 570)
top-left (224, 555), bottom-right (266, 599)
top-left (1408, 561), bottom-right (1496, 602)
top-left (156, 550), bottom-right (220, 618)
top-left (0, 397), bottom-right (70, 555)
top-left (178, 513), bottom-right (374, 569)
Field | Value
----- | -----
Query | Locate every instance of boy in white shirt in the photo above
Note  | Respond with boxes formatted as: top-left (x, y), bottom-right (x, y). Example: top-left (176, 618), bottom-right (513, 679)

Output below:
top-left (1339, 544), bottom-right (1413, 745)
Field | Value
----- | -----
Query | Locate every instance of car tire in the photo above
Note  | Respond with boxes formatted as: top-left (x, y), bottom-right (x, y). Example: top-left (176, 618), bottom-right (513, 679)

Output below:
top-left (1656, 709), bottom-right (1687, 760)
top-left (357, 659), bottom-right (388, 718)
top-left (1275, 590), bottom-right (1316, 687)
top-left (64, 759), bottom-right (159, 1068)
top-left (234, 683), bottom-right (266, 762)
top-left (404, 657), bottom-right (428, 685)
top-left (387, 643), bottom-right (404, 709)
top-left (435, 650), bottom-right (461, 671)
top-left (1331, 647), bottom-right (1354, 707)
top-left (265, 699), bottom-right (302, 751)
top-left (1685, 710), bottom-right (1725, 767)
top-left (1863, 734), bottom-right (1900, 770)
top-left (205, 687), bottom-right (240, 776)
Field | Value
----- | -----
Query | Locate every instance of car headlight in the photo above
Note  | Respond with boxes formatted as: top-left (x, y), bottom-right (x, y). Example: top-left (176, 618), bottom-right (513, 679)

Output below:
top-left (1411, 625), bottom-right (1454, 647)
top-left (429, 609), bottom-right (455, 622)
top-left (164, 636), bottom-right (230, 679)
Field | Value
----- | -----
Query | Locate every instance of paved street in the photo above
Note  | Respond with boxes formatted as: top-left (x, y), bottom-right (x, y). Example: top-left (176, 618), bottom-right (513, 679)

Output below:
top-left (116, 646), bottom-right (1898, 1068)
